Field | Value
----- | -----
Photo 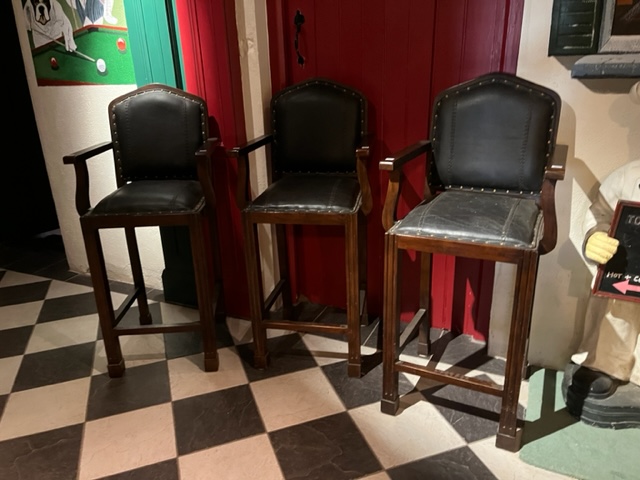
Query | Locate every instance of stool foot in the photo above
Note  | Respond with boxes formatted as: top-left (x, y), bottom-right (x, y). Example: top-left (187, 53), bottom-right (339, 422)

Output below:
top-left (204, 353), bottom-right (219, 372)
top-left (107, 360), bottom-right (125, 378)
top-left (381, 398), bottom-right (399, 415)
top-left (417, 341), bottom-right (430, 357)
top-left (347, 362), bottom-right (361, 378)
top-left (495, 429), bottom-right (522, 452)
top-left (140, 312), bottom-right (152, 325)
top-left (254, 353), bottom-right (269, 370)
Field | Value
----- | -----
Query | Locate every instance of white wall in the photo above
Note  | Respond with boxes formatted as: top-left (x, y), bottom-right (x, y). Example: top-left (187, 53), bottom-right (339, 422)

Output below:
top-left (489, 0), bottom-right (640, 370)
top-left (234, 0), bottom-right (280, 299)
top-left (12, 0), bottom-right (165, 288)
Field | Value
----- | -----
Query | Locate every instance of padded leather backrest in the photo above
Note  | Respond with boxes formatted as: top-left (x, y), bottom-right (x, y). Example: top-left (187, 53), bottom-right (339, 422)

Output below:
top-left (271, 78), bottom-right (366, 173)
top-left (431, 73), bottom-right (560, 192)
top-left (109, 85), bottom-right (207, 183)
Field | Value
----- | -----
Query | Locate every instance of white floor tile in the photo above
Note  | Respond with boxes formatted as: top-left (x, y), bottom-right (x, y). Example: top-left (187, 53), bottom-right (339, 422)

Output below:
top-left (179, 434), bottom-right (284, 480)
top-left (0, 301), bottom-right (43, 330)
top-left (45, 280), bottom-right (93, 299)
top-left (0, 271), bottom-right (49, 287)
top-left (168, 347), bottom-right (248, 401)
top-left (250, 368), bottom-right (346, 431)
top-left (349, 392), bottom-right (467, 469)
top-left (0, 378), bottom-right (90, 441)
top-left (25, 314), bottom-right (99, 354)
top-left (0, 356), bottom-right (22, 395)
top-left (78, 403), bottom-right (177, 480)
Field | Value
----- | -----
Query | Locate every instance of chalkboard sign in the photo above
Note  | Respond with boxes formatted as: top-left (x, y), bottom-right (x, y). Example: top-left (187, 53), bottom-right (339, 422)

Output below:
top-left (593, 200), bottom-right (640, 303)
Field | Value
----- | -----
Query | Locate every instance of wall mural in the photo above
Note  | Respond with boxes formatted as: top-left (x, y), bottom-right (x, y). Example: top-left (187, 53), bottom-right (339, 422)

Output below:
top-left (22, 0), bottom-right (135, 86)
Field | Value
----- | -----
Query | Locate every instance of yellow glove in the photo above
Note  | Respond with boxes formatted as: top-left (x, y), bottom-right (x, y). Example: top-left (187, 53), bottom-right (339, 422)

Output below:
top-left (585, 231), bottom-right (619, 264)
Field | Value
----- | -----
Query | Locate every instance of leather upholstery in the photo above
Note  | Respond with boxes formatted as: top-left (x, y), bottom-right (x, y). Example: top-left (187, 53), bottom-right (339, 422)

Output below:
top-left (431, 73), bottom-right (560, 192)
top-left (271, 79), bottom-right (365, 174)
top-left (391, 190), bottom-right (542, 248)
top-left (90, 180), bottom-right (204, 216)
top-left (110, 88), bottom-right (206, 182)
top-left (246, 175), bottom-right (361, 214)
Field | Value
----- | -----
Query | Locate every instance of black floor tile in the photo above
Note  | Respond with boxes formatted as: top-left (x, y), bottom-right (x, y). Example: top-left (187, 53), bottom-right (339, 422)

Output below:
top-left (86, 361), bottom-right (172, 421)
top-left (99, 459), bottom-right (180, 480)
top-left (0, 424), bottom-right (84, 480)
top-left (0, 280), bottom-right (51, 307)
top-left (12, 342), bottom-right (96, 391)
top-left (387, 446), bottom-right (497, 480)
top-left (0, 326), bottom-right (34, 359)
top-left (37, 292), bottom-right (98, 323)
top-left (322, 360), bottom-right (415, 410)
top-left (172, 384), bottom-right (265, 455)
top-left (236, 333), bottom-right (319, 382)
top-left (269, 411), bottom-right (383, 480)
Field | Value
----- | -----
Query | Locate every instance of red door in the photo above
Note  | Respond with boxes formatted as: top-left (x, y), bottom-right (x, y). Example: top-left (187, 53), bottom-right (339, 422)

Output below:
top-left (266, 0), bottom-right (524, 339)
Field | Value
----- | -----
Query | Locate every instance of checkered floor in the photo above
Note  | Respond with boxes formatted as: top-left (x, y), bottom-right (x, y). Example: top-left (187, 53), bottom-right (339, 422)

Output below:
top-left (0, 234), bottom-right (575, 479)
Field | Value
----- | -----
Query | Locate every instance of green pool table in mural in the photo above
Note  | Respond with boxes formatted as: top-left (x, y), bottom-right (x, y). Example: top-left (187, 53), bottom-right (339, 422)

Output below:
top-left (32, 25), bottom-right (135, 86)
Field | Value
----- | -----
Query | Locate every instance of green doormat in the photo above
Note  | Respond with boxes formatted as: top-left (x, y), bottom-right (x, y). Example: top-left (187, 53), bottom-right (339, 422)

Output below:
top-left (519, 368), bottom-right (640, 480)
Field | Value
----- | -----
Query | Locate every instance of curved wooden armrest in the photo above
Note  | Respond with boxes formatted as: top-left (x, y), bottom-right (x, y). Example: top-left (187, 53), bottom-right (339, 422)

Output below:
top-left (356, 136), bottom-right (372, 215)
top-left (227, 134), bottom-right (273, 210)
top-left (63, 141), bottom-right (113, 165)
top-left (381, 140), bottom-right (432, 231)
top-left (63, 141), bottom-right (114, 217)
top-left (227, 134), bottom-right (273, 158)
top-left (196, 138), bottom-right (221, 209)
top-left (380, 140), bottom-right (431, 172)
top-left (544, 143), bottom-right (567, 181)
top-left (539, 143), bottom-right (569, 255)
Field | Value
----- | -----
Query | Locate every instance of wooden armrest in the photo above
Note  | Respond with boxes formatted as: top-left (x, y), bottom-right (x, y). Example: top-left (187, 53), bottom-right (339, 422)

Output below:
top-left (380, 140), bottom-right (431, 171)
top-left (381, 140), bottom-right (432, 231)
top-left (63, 141), bottom-right (113, 165)
top-left (227, 135), bottom-right (273, 210)
top-left (196, 138), bottom-right (221, 208)
top-left (356, 134), bottom-right (373, 214)
top-left (63, 141), bottom-right (113, 217)
top-left (544, 144), bottom-right (568, 181)
top-left (539, 144), bottom-right (569, 255)
top-left (226, 134), bottom-right (273, 158)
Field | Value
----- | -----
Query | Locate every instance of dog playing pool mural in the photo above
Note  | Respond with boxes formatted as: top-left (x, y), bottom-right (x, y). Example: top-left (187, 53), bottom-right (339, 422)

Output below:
top-left (22, 0), bottom-right (135, 86)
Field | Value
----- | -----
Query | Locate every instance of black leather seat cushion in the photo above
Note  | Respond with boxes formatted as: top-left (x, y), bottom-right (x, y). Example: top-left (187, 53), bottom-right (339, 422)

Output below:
top-left (391, 190), bottom-right (542, 248)
top-left (88, 180), bottom-right (204, 216)
top-left (246, 175), bottom-right (361, 214)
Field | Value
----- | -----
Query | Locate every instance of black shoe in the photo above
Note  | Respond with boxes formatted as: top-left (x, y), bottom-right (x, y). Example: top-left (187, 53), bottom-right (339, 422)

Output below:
top-left (570, 366), bottom-right (619, 399)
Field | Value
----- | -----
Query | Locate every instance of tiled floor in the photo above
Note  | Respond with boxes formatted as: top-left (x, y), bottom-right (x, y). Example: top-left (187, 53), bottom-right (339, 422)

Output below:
top-left (0, 233), bottom-right (576, 479)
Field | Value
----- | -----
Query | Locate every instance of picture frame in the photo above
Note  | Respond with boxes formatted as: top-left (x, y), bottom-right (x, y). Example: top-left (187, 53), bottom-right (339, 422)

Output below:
top-left (592, 200), bottom-right (640, 303)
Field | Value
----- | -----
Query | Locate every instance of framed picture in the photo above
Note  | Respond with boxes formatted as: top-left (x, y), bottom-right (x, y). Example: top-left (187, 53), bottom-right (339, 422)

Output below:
top-left (592, 200), bottom-right (640, 303)
top-left (548, 0), bottom-right (640, 56)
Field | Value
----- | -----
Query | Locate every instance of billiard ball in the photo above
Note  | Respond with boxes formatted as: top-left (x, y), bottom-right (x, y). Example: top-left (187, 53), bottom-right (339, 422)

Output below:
top-left (50, 57), bottom-right (59, 70)
top-left (96, 58), bottom-right (107, 74)
top-left (116, 37), bottom-right (126, 52)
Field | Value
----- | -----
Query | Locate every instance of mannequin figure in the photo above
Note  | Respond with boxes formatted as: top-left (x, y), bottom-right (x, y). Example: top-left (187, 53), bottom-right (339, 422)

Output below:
top-left (564, 159), bottom-right (640, 427)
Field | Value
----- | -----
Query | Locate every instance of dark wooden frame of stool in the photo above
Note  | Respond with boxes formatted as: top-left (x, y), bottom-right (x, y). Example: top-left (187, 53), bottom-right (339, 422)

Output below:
top-left (228, 78), bottom-right (372, 378)
top-left (380, 73), bottom-right (567, 451)
top-left (63, 84), bottom-right (225, 378)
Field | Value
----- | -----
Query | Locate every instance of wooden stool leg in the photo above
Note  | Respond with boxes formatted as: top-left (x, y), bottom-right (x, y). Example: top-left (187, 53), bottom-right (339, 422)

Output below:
top-left (207, 210), bottom-right (226, 323)
top-left (124, 227), bottom-right (151, 325)
top-left (275, 224), bottom-right (293, 319)
top-left (81, 222), bottom-right (124, 377)
top-left (417, 252), bottom-right (433, 357)
top-left (189, 216), bottom-right (218, 372)
top-left (382, 233), bottom-right (401, 414)
top-left (358, 210), bottom-right (369, 326)
top-left (496, 251), bottom-right (538, 451)
top-left (243, 214), bottom-right (268, 369)
top-left (346, 214), bottom-right (361, 378)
